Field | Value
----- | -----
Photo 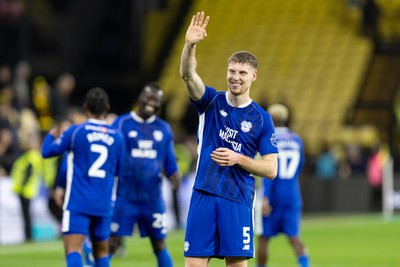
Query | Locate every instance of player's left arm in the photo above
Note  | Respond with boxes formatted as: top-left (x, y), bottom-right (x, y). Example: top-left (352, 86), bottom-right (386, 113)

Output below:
top-left (164, 128), bottom-right (181, 190)
top-left (210, 148), bottom-right (277, 179)
top-left (115, 132), bottom-right (126, 179)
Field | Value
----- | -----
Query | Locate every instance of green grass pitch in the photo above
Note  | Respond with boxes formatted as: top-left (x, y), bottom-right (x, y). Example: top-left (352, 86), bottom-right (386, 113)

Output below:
top-left (0, 214), bottom-right (399, 267)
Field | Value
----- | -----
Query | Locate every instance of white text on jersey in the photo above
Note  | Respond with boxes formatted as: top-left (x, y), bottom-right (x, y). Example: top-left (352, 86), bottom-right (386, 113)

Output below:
top-left (219, 126), bottom-right (242, 152)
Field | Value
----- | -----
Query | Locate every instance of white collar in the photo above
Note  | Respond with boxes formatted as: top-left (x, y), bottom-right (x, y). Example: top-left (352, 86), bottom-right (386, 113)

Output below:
top-left (88, 118), bottom-right (108, 125)
top-left (130, 111), bottom-right (156, 123)
top-left (225, 93), bottom-right (252, 108)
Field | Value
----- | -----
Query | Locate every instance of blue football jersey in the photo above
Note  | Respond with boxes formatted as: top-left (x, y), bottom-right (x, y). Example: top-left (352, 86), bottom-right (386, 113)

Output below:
top-left (112, 111), bottom-right (178, 202)
top-left (263, 127), bottom-right (304, 207)
top-left (41, 119), bottom-right (125, 216)
top-left (191, 86), bottom-right (278, 207)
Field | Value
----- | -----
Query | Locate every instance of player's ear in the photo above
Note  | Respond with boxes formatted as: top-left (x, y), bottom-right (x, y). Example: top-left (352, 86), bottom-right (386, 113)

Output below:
top-left (252, 70), bottom-right (258, 81)
top-left (105, 103), bottom-right (111, 113)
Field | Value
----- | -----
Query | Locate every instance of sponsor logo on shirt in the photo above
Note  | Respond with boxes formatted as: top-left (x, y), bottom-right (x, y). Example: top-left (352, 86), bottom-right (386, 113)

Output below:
top-left (131, 140), bottom-right (157, 159)
top-left (219, 126), bottom-right (242, 152)
top-left (219, 109), bottom-right (228, 117)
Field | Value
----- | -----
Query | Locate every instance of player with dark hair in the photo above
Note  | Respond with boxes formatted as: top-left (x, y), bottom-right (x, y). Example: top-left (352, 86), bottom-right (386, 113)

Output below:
top-left (41, 87), bottom-right (125, 267)
top-left (179, 11), bottom-right (278, 267)
top-left (109, 82), bottom-right (180, 267)
top-left (256, 103), bottom-right (310, 267)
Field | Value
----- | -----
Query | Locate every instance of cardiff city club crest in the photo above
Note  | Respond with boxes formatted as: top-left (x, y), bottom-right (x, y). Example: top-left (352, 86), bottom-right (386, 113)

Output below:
top-left (153, 130), bottom-right (163, 141)
top-left (240, 121), bottom-right (252, 132)
top-left (128, 131), bottom-right (138, 138)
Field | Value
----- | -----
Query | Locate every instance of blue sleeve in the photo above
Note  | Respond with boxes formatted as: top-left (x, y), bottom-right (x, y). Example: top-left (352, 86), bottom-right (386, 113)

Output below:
top-left (163, 126), bottom-right (179, 177)
top-left (258, 112), bottom-right (278, 156)
top-left (115, 132), bottom-right (126, 178)
top-left (41, 126), bottom-right (75, 158)
top-left (55, 153), bottom-right (68, 189)
top-left (191, 86), bottom-right (218, 115)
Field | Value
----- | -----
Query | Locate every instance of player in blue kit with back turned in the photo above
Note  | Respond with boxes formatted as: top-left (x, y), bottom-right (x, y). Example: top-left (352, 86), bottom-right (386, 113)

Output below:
top-left (180, 11), bottom-right (278, 267)
top-left (256, 103), bottom-right (310, 267)
top-left (109, 82), bottom-right (180, 267)
top-left (41, 87), bottom-right (125, 267)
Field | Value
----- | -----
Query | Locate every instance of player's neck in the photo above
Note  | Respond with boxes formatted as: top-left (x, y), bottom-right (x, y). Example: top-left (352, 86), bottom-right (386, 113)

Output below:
top-left (226, 91), bottom-right (251, 107)
top-left (87, 112), bottom-right (106, 120)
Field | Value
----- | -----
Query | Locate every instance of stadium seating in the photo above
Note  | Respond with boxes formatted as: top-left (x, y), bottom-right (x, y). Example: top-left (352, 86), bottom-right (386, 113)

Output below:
top-left (158, 0), bottom-right (374, 155)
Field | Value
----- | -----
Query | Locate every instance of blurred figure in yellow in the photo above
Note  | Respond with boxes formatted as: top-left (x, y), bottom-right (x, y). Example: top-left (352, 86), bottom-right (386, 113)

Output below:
top-left (31, 76), bottom-right (53, 134)
top-left (10, 109), bottom-right (56, 241)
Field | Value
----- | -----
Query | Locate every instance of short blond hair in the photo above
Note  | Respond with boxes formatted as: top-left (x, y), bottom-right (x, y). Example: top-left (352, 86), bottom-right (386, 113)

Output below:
top-left (268, 104), bottom-right (289, 123)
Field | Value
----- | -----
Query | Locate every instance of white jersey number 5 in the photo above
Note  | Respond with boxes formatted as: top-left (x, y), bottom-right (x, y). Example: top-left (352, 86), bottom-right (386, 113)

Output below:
top-left (88, 144), bottom-right (108, 178)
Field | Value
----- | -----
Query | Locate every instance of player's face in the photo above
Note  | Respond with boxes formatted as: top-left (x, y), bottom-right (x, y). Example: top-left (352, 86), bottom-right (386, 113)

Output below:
top-left (226, 62), bottom-right (257, 96)
top-left (138, 87), bottom-right (162, 119)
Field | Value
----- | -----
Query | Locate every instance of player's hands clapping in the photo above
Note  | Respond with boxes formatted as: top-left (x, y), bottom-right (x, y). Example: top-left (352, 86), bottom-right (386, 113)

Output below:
top-left (210, 147), bottom-right (240, 167)
top-left (185, 11), bottom-right (210, 46)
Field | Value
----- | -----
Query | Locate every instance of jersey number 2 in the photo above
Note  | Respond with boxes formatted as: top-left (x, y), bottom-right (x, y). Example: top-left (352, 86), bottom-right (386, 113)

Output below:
top-left (88, 144), bottom-right (108, 178)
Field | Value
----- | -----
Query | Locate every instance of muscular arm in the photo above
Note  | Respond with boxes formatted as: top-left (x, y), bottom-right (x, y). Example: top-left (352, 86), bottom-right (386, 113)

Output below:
top-left (210, 147), bottom-right (278, 179)
top-left (179, 11), bottom-right (210, 102)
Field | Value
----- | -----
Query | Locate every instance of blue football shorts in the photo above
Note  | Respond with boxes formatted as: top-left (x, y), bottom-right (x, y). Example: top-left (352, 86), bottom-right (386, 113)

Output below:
top-left (184, 190), bottom-right (254, 258)
top-left (61, 209), bottom-right (111, 241)
top-left (110, 196), bottom-right (167, 239)
top-left (261, 204), bottom-right (301, 237)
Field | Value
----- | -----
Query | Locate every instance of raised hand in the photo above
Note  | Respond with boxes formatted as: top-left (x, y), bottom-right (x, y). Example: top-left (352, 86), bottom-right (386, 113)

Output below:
top-left (185, 11), bottom-right (210, 46)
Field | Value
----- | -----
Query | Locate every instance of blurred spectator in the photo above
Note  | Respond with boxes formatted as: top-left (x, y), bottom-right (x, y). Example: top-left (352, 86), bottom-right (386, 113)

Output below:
top-left (339, 143), bottom-right (367, 179)
top-left (366, 142), bottom-right (389, 211)
top-left (0, 85), bottom-right (20, 174)
top-left (12, 60), bottom-right (31, 109)
top-left (50, 73), bottom-right (76, 123)
top-left (0, 63), bottom-right (12, 83)
top-left (315, 141), bottom-right (338, 179)
top-left (31, 76), bottom-right (53, 134)
top-left (10, 112), bottom-right (43, 242)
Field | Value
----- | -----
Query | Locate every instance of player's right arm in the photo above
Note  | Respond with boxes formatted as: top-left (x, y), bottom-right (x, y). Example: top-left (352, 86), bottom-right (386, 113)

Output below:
top-left (179, 11), bottom-right (210, 102)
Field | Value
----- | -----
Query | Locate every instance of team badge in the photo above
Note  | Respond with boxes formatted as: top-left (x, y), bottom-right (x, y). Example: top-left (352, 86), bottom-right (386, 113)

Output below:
top-left (270, 133), bottom-right (277, 147)
top-left (153, 130), bottom-right (163, 141)
top-left (128, 131), bottom-right (137, 138)
top-left (241, 121), bottom-right (252, 132)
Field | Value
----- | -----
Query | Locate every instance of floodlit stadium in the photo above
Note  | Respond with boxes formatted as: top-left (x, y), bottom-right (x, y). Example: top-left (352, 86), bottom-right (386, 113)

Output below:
top-left (1, 0), bottom-right (400, 266)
